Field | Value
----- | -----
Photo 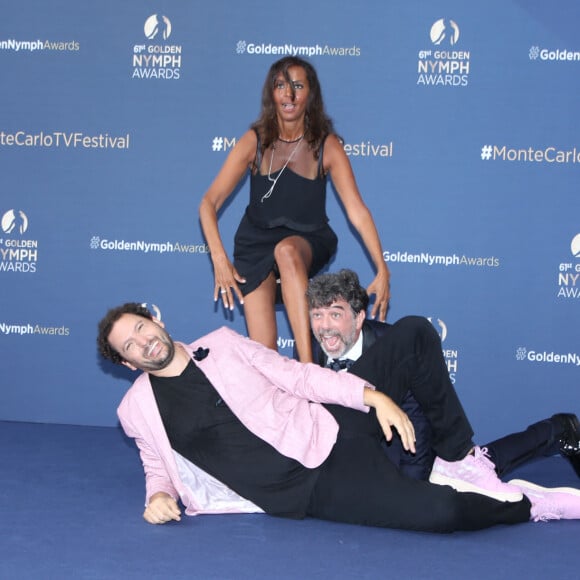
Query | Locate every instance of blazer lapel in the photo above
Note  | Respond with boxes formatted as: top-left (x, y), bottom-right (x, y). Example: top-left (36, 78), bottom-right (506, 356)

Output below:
top-left (361, 321), bottom-right (379, 354)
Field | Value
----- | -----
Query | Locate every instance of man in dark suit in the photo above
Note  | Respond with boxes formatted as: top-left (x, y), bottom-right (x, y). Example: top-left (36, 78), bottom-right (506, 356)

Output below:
top-left (305, 269), bottom-right (580, 493)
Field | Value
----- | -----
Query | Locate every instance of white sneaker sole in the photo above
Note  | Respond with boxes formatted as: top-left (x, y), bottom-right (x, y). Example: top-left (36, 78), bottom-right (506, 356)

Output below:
top-left (508, 479), bottom-right (580, 497)
top-left (429, 472), bottom-right (524, 502)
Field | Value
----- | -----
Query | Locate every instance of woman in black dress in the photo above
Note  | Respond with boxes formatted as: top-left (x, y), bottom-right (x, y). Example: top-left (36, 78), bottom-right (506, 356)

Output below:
top-left (199, 56), bottom-right (390, 362)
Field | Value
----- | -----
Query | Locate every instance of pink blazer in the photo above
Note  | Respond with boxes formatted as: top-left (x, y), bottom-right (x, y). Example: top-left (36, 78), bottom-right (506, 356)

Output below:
top-left (118, 326), bottom-right (372, 515)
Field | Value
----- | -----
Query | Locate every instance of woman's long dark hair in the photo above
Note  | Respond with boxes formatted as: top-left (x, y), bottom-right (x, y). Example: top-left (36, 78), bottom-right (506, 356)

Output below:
top-left (251, 56), bottom-right (336, 159)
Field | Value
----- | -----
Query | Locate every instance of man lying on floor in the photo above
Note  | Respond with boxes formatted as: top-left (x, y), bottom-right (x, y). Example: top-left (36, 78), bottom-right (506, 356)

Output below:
top-left (304, 269), bottom-right (580, 484)
top-left (97, 303), bottom-right (580, 532)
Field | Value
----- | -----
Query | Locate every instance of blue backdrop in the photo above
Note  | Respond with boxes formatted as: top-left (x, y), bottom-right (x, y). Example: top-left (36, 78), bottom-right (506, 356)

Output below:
top-left (1, 0), bottom-right (578, 443)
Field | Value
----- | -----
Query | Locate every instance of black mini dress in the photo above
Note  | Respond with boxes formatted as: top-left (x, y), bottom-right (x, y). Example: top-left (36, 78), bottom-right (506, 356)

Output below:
top-left (233, 131), bottom-right (338, 295)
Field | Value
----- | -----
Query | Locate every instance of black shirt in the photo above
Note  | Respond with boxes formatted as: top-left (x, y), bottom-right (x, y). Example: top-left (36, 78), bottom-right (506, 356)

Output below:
top-left (151, 359), bottom-right (320, 518)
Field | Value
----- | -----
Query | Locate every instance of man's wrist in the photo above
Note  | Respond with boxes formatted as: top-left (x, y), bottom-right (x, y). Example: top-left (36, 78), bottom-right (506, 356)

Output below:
top-left (363, 385), bottom-right (377, 407)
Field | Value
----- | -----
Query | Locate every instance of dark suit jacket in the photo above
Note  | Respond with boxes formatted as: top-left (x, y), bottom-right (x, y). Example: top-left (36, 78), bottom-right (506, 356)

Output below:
top-left (309, 319), bottom-right (434, 480)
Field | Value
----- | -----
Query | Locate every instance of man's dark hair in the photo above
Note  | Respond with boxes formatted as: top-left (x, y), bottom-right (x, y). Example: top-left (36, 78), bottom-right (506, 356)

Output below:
top-left (306, 269), bottom-right (369, 315)
top-left (97, 302), bottom-right (153, 364)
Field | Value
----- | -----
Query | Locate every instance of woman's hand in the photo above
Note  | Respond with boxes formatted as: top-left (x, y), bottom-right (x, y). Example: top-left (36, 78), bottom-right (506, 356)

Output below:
top-left (366, 268), bottom-right (391, 322)
top-left (212, 254), bottom-right (246, 311)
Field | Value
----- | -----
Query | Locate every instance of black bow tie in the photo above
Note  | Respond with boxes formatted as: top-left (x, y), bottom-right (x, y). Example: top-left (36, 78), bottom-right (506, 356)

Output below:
top-left (327, 358), bottom-right (355, 372)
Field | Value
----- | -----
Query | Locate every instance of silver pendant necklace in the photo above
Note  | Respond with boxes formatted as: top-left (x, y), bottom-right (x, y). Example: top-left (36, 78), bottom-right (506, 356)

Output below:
top-left (261, 135), bottom-right (304, 203)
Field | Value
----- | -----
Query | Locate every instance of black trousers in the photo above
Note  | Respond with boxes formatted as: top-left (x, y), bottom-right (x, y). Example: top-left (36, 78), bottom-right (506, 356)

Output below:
top-left (486, 417), bottom-right (564, 477)
top-left (307, 404), bottom-right (530, 533)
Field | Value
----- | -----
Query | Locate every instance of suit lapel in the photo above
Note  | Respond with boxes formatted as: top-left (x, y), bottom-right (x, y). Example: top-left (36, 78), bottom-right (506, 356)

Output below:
top-left (361, 321), bottom-right (379, 353)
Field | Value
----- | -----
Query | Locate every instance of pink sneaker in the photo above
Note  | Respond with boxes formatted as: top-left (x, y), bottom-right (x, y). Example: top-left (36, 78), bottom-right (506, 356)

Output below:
top-left (508, 479), bottom-right (580, 522)
top-left (429, 446), bottom-right (523, 502)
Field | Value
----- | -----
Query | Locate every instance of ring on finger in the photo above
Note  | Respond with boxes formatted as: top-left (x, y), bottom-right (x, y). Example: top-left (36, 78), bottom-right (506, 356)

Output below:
top-left (220, 289), bottom-right (227, 294)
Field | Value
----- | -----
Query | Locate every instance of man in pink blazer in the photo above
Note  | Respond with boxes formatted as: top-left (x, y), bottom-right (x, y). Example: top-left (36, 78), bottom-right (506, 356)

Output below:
top-left (97, 302), bottom-right (580, 531)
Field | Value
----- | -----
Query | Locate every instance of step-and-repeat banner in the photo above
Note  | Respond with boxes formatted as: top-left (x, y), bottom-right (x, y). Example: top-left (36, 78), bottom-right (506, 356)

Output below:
top-left (1, 1), bottom-right (578, 442)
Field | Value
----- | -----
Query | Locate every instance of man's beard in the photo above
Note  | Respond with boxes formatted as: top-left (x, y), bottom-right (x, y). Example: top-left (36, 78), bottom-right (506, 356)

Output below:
top-left (317, 327), bottom-right (357, 359)
top-left (140, 332), bottom-right (175, 371)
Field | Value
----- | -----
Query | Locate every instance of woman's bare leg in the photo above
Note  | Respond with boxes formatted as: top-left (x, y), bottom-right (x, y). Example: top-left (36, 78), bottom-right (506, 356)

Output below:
top-left (274, 236), bottom-right (313, 363)
top-left (243, 272), bottom-right (278, 350)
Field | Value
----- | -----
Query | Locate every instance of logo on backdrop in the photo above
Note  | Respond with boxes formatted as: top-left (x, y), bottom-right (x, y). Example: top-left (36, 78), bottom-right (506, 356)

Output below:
top-left (428, 317), bottom-right (459, 384)
top-left (0, 130), bottom-right (130, 150)
top-left (132, 14), bottom-right (181, 80)
top-left (0, 320), bottom-right (70, 337)
top-left (90, 235), bottom-right (209, 255)
top-left (0, 38), bottom-right (79, 53)
top-left (430, 19), bottom-right (460, 46)
top-left (235, 40), bottom-right (361, 58)
top-left (557, 233), bottom-right (580, 299)
top-left (529, 45), bottom-right (580, 63)
top-left (427, 317), bottom-right (448, 342)
top-left (417, 18), bottom-right (470, 87)
top-left (572, 234), bottom-right (580, 258)
top-left (212, 136), bottom-right (238, 152)
top-left (0, 209), bottom-right (38, 274)
top-left (480, 143), bottom-right (580, 164)
top-left (343, 140), bottom-right (394, 159)
top-left (1, 209), bottom-right (28, 235)
top-left (142, 303), bottom-right (162, 320)
top-left (144, 15), bottom-right (172, 40)
top-left (209, 135), bottom-right (393, 159)
top-left (383, 248), bottom-right (500, 269)
top-left (516, 347), bottom-right (580, 368)
top-left (277, 335), bottom-right (295, 352)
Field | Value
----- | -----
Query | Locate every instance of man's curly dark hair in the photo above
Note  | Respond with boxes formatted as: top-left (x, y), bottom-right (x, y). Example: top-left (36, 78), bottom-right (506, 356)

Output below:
top-left (306, 269), bottom-right (369, 315)
top-left (97, 302), bottom-right (153, 364)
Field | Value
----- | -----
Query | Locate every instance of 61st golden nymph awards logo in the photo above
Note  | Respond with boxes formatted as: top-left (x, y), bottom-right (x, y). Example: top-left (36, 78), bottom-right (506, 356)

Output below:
top-left (558, 233), bottom-right (580, 299)
top-left (427, 316), bottom-right (460, 384)
top-left (0, 209), bottom-right (38, 273)
top-left (417, 18), bottom-right (471, 87)
top-left (131, 14), bottom-right (182, 80)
